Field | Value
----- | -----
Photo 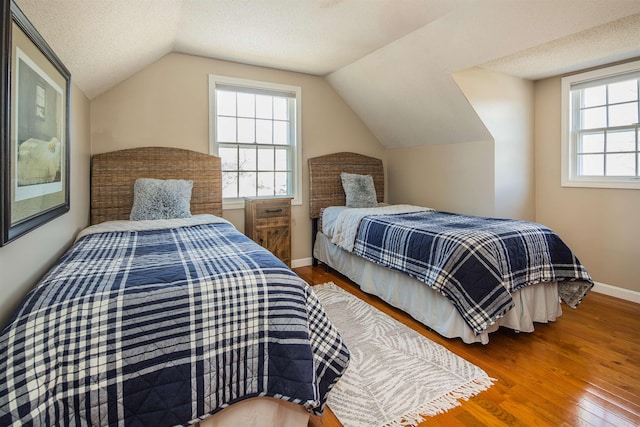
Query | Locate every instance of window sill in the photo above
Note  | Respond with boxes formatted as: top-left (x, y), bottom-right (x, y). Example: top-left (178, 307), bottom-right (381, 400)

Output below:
top-left (561, 178), bottom-right (640, 190)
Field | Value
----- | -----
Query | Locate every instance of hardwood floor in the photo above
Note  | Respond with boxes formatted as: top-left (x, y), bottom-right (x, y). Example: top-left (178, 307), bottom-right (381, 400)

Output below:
top-left (295, 265), bottom-right (640, 427)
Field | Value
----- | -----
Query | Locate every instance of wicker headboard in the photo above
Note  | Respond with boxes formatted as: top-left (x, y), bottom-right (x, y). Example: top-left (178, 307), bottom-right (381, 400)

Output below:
top-left (308, 152), bottom-right (384, 219)
top-left (91, 147), bottom-right (222, 224)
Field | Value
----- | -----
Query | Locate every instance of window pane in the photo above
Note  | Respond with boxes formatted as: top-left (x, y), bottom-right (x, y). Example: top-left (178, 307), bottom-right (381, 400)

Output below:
top-left (275, 172), bottom-right (290, 195)
top-left (256, 95), bottom-right (272, 119)
top-left (237, 92), bottom-right (255, 117)
top-left (608, 79), bottom-right (637, 104)
top-left (256, 119), bottom-right (273, 144)
top-left (580, 107), bottom-right (606, 129)
top-left (578, 132), bottom-right (604, 153)
top-left (578, 154), bottom-right (604, 175)
top-left (238, 172), bottom-right (256, 197)
top-left (606, 153), bottom-right (635, 176)
top-left (607, 130), bottom-right (635, 152)
top-left (257, 172), bottom-right (274, 196)
top-left (274, 121), bottom-right (289, 145)
top-left (219, 146), bottom-right (238, 170)
top-left (217, 90), bottom-right (236, 116)
top-left (564, 65), bottom-right (640, 187)
top-left (608, 102), bottom-right (638, 127)
top-left (258, 146), bottom-right (274, 171)
top-left (222, 172), bottom-right (238, 198)
top-left (273, 97), bottom-right (288, 120)
top-left (582, 85), bottom-right (606, 108)
top-left (239, 146), bottom-right (256, 171)
top-left (237, 118), bottom-right (255, 143)
top-left (217, 117), bottom-right (236, 142)
top-left (275, 147), bottom-right (289, 170)
top-left (213, 79), bottom-right (299, 199)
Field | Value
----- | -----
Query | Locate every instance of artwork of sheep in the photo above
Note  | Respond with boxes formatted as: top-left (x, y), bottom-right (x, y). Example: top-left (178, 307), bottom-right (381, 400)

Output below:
top-left (17, 137), bottom-right (61, 186)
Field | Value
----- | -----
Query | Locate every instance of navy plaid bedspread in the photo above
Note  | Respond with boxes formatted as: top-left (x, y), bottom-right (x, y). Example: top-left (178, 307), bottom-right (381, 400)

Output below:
top-left (0, 222), bottom-right (349, 426)
top-left (353, 211), bottom-right (593, 334)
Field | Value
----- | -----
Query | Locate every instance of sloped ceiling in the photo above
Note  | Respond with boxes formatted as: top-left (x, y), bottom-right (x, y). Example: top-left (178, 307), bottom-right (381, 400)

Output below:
top-left (14, 0), bottom-right (459, 99)
top-left (328, 2), bottom-right (640, 147)
top-left (14, 0), bottom-right (640, 148)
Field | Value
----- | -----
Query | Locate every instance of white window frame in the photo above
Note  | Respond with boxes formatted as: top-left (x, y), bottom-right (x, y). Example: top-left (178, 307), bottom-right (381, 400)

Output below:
top-left (561, 60), bottom-right (640, 189)
top-left (208, 75), bottom-right (302, 209)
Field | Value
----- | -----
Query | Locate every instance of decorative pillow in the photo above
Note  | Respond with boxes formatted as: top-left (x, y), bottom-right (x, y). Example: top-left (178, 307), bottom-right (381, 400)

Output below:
top-left (130, 178), bottom-right (193, 221)
top-left (340, 172), bottom-right (378, 208)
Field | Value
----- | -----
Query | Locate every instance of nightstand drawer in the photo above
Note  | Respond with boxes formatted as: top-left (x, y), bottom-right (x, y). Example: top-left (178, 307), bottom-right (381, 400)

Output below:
top-left (255, 200), bottom-right (290, 219)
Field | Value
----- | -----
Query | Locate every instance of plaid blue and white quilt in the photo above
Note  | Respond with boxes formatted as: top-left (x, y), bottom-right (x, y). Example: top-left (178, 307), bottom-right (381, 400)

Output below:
top-left (351, 210), bottom-right (593, 335)
top-left (0, 216), bottom-right (349, 426)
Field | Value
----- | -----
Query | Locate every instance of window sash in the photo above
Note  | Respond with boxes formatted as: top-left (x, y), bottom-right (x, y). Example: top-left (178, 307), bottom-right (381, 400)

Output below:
top-left (209, 75), bottom-right (302, 206)
top-left (219, 143), bottom-right (293, 198)
top-left (562, 60), bottom-right (640, 189)
top-left (571, 93), bottom-right (639, 179)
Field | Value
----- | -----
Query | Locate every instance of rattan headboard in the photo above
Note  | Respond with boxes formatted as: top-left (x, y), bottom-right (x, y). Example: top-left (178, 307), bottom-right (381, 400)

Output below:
top-left (91, 147), bottom-right (222, 224)
top-left (308, 152), bottom-right (384, 219)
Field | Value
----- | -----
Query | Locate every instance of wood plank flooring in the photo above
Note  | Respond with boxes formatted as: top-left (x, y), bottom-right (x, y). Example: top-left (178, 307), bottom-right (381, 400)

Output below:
top-left (294, 265), bottom-right (640, 427)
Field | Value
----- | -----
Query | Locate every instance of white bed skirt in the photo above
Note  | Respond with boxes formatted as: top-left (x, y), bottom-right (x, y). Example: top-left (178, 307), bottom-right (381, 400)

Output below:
top-left (198, 397), bottom-right (309, 427)
top-left (314, 232), bottom-right (562, 344)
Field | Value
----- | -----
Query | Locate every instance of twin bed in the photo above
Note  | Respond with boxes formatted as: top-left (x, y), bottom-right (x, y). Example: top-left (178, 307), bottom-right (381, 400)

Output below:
top-left (309, 152), bottom-right (593, 345)
top-left (0, 147), bottom-right (349, 426)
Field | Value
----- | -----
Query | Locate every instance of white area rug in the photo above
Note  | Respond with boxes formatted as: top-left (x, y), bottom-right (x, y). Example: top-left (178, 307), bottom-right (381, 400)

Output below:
top-left (313, 282), bottom-right (494, 427)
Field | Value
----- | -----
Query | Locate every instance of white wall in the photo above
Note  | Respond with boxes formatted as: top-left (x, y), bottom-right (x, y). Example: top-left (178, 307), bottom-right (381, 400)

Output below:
top-left (0, 84), bottom-right (91, 327)
top-left (383, 68), bottom-right (535, 221)
top-left (387, 141), bottom-right (495, 216)
top-left (453, 67), bottom-right (535, 220)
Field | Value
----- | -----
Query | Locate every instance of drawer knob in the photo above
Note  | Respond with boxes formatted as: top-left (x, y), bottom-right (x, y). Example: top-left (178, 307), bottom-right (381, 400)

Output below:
top-left (265, 208), bottom-right (283, 213)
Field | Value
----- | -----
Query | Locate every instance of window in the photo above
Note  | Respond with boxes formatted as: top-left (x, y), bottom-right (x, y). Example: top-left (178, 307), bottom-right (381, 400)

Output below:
top-left (562, 60), bottom-right (640, 189)
top-left (209, 75), bottom-right (302, 208)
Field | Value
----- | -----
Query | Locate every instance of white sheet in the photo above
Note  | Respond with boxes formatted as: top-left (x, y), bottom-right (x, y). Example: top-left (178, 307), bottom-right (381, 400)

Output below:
top-left (314, 231), bottom-right (562, 344)
top-left (323, 204), bottom-right (432, 252)
top-left (76, 214), bottom-right (232, 241)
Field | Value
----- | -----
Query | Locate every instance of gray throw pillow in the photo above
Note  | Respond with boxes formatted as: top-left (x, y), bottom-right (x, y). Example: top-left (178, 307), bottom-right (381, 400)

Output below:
top-left (130, 178), bottom-right (193, 220)
top-left (340, 172), bottom-right (378, 208)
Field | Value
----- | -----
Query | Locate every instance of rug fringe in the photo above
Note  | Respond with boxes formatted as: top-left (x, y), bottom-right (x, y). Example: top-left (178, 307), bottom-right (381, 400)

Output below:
top-left (382, 377), bottom-right (496, 427)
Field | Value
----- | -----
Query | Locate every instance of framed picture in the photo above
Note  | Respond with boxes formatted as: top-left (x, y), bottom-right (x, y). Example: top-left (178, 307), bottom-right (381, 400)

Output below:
top-left (1, 0), bottom-right (71, 245)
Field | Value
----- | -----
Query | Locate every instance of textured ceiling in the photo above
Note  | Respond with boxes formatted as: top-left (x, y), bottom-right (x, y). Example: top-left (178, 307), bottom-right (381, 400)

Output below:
top-left (481, 12), bottom-right (640, 80)
top-left (15, 0), bottom-right (460, 99)
top-left (13, 0), bottom-right (640, 147)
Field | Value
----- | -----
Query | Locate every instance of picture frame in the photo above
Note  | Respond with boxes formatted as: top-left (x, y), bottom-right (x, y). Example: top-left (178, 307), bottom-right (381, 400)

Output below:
top-left (1, 0), bottom-right (71, 246)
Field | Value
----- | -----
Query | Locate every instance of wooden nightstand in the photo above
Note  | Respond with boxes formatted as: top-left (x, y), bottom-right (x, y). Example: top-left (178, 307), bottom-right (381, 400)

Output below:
top-left (244, 197), bottom-right (292, 267)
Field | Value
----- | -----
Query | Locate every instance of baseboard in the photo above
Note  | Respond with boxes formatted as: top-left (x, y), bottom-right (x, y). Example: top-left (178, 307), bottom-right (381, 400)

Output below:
top-left (292, 257), bottom-right (313, 268)
top-left (591, 281), bottom-right (640, 304)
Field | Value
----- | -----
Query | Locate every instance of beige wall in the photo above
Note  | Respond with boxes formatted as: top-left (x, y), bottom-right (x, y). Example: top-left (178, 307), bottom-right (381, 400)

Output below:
top-left (535, 77), bottom-right (640, 293)
top-left (0, 84), bottom-right (91, 327)
top-left (386, 68), bottom-right (535, 221)
top-left (454, 68), bottom-right (535, 220)
top-left (90, 52), bottom-right (386, 263)
top-left (386, 141), bottom-right (495, 216)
